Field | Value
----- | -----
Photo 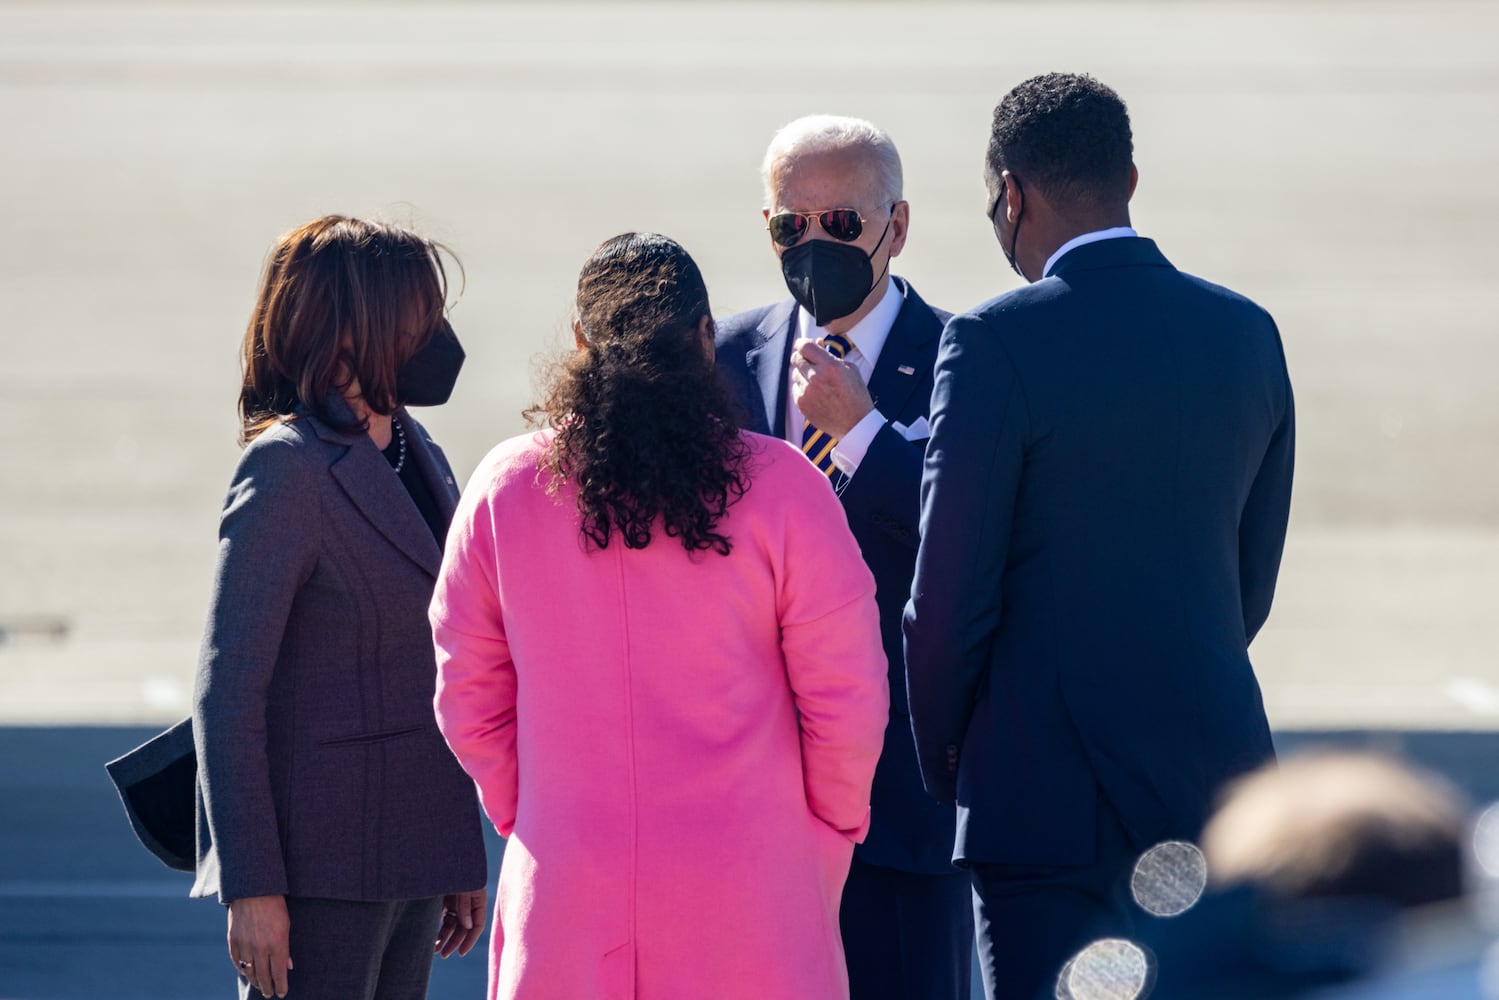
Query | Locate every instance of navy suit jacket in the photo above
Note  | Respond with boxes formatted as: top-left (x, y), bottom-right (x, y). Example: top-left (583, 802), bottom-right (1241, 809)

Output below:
top-left (903, 238), bottom-right (1293, 867)
top-left (716, 276), bottom-right (959, 875)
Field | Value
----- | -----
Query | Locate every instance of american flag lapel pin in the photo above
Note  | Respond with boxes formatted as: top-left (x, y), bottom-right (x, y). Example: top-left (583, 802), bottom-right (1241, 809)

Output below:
top-left (897, 365), bottom-right (916, 375)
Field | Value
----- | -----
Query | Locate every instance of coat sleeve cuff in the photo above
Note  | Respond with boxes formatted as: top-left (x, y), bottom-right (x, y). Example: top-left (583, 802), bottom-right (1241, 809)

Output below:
top-left (830, 408), bottom-right (886, 475)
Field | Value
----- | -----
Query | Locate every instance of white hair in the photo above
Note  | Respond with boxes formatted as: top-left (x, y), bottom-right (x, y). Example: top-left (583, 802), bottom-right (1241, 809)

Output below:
top-left (760, 114), bottom-right (904, 210)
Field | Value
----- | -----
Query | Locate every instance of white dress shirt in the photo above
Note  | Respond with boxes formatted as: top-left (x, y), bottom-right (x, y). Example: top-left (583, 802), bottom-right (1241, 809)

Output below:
top-left (1043, 226), bottom-right (1138, 278)
top-left (786, 275), bottom-right (904, 476)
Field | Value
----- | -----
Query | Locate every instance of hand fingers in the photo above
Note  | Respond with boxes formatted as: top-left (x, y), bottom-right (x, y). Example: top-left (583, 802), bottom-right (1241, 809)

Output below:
top-left (457, 895), bottom-right (474, 931)
top-left (260, 944), bottom-right (279, 998)
top-left (457, 920), bottom-right (482, 957)
top-left (433, 891), bottom-right (488, 958)
top-left (455, 893), bottom-right (484, 956)
top-left (270, 947), bottom-right (291, 998)
top-left (435, 908), bottom-right (461, 958)
top-left (241, 938), bottom-right (287, 996)
top-left (228, 936), bottom-right (264, 994)
top-left (467, 892), bottom-right (488, 939)
top-left (251, 945), bottom-right (272, 997)
top-left (455, 911), bottom-right (481, 956)
top-left (793, 339), bottom-right (841, 370)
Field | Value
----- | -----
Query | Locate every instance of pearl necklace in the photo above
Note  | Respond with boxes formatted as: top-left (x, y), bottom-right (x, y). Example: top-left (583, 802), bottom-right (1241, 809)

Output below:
top-left (389, 414), bottom-right (407, 474)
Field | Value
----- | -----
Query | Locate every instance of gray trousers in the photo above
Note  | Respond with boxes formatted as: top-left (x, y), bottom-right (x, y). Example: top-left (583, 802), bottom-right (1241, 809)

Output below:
top-left (237, 896), bottom-right (444, 1000)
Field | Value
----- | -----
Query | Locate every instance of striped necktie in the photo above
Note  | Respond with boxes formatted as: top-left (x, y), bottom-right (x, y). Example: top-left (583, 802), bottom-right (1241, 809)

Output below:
top-left (800, 332), bottom-right (854, 479)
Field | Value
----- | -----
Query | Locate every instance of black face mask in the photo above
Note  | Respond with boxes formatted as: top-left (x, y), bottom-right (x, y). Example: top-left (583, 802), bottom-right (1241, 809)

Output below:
top-left (779, 216), bottom-right (892, 327)
top-left (990, 177), bottom-right (1027, 280)
top-left (397, 319), bottom-right (465, 407)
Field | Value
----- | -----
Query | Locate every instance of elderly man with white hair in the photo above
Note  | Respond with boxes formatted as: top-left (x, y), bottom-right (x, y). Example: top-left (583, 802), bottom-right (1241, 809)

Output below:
top-left (715, 115), bottom-right (972, 1000)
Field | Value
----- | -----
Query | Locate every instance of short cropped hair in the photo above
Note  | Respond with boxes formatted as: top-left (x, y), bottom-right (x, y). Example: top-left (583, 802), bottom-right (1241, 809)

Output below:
top-left (761, 114), bottom-right (903, 209)
top-left (986, 73), bottom-right (1133, 213)
top-left (1202, 750), bottom-right (1469, 910)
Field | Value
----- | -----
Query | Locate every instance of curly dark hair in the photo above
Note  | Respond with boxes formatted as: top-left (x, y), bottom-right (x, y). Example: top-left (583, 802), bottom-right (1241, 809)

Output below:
top-left (987, 73), bottom-right (1134, 213)
top-left (528, 233), bottom-right (751, 556)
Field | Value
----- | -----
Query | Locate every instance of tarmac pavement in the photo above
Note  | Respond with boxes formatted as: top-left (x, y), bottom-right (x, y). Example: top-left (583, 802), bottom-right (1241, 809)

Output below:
top-left (1, 0), bottom-right (1497, 732)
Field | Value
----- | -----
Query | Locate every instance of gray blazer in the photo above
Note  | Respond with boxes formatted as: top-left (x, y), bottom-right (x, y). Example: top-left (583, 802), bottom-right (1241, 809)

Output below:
top-left (191, 401), bottom-right (487, 903)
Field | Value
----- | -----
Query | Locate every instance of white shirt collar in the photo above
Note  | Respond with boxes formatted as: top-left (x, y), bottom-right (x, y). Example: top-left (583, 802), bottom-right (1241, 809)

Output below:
top-left (1043, 227), bottom-right (1138, 278)
top-left (795, 274), bottom-right (902, 368)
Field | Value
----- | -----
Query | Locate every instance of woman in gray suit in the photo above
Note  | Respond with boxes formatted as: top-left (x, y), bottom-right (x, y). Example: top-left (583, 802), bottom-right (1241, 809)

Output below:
top-left (192, 216), bottom-right (488, 999)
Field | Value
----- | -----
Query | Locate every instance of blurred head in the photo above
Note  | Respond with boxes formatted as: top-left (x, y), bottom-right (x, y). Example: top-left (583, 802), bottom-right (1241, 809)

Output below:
top-left (238, 215), bottom-right (456, 443)
top-left (1202, 750), bottom-right (1470, 910)
top-left (761, 115), bottom-right (908, 330)
top-left (985, 73), bottom-right (1137, 280)
top-left (531, 232), bottom-right (749, 554)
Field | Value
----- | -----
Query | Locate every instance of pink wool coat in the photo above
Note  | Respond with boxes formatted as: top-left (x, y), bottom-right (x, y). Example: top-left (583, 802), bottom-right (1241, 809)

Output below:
top-left (431, 430), bottom-right (889, 1000)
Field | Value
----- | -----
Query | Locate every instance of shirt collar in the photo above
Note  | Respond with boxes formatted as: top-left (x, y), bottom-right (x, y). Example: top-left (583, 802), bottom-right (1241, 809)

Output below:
top-left (796, 274), bottom-right (902, 365)
top-left (1043, 227), bottom-right (1139, 278)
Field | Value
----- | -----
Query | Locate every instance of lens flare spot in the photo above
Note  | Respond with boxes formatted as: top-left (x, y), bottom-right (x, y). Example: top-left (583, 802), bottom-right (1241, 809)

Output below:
top-left (1474, 803), bottom-right (1499, 879)
top-left (1131, 840), bottom-right (1208, 917)
top-left (1058, 938), bottom-right (1151, 1000)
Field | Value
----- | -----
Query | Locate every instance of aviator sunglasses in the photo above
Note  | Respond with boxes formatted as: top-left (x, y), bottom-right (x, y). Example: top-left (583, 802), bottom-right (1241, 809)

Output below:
top-left (766, 208), bottom-right (877, 248)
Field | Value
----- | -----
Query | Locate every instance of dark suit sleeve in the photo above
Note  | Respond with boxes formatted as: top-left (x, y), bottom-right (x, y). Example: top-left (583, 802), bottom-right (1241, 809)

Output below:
top-left (839, 421), bottom-right (924, 550)
top-left (1239, 344), bottom-right (1295, 643)
top-left (192, 436), bottom-right (319, 903)
top-left (902, 314), bottom-right (1028, 804)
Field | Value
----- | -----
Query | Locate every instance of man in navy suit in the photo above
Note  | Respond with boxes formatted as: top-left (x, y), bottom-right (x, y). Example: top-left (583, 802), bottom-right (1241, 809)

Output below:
top-left (903, 74), bottom-right (1294, 1000)
top-left (715, 115), bottom-right (972, 1000)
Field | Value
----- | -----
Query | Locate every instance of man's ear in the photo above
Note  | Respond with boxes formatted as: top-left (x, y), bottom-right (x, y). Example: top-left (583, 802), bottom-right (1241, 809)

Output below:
top-left (572, 317), bottom-right (588, 351)
top-left (1127, 162), bottom-right (1140, 201)
top-left (888, 200), bottom-right (911, 259)
top-left (1003, 170), bottom-right (1024, 224)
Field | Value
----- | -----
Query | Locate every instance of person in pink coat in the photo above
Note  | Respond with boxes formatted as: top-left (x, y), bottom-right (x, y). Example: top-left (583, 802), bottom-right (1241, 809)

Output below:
top-left (430, 232), bottom-right (890, 1000)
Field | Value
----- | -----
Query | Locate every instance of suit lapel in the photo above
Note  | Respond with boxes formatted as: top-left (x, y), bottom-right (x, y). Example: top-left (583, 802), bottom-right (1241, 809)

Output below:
top-left (309, 406), bottom-right (444, 578)
top-left (865, 279), bottom-right (941, 421)
top-left (744, 300), bottom-right (798, 438)
top-left (400, 409), bottom-right (460, 525)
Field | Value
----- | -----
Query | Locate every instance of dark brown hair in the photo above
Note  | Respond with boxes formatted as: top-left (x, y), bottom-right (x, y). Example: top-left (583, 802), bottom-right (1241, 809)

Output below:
top-left (238, 215), bottom-right (454, 443)
top-left (529, 232), bottom-right (750, 555)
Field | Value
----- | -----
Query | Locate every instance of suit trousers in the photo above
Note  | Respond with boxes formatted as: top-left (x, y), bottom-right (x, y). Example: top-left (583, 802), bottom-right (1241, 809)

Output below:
top-left (840, 856), bottom-right (974, 1000)
top-left (968, 794), bottom-right (1139, 1000)
top-left (236, 895), bottom-right (444, 1000)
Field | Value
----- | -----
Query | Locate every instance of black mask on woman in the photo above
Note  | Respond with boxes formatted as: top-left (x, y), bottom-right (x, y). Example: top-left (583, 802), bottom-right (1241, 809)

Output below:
top-left (779, 217), bottom-right (892, 327)
top-left (397, 319), bottom-right (465, 406)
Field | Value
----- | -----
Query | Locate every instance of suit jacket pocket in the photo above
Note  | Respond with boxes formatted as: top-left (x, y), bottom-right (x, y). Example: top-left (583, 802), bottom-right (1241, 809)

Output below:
top-left (318, 725), bottom-right (424, 747)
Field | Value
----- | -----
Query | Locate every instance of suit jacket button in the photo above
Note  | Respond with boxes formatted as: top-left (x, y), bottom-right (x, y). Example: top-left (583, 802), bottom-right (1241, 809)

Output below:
top-left (946, 745), bottom-right (959, 771)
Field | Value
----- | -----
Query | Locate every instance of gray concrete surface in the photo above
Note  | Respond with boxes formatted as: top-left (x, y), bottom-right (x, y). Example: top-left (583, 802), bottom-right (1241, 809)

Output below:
top-left (2, 2), bottom-right (1498, 729)
top-left (2, 1), bottom-right (1497, 730)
